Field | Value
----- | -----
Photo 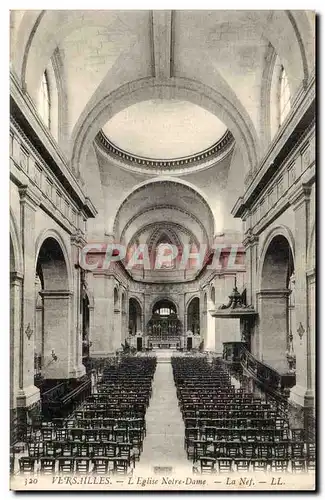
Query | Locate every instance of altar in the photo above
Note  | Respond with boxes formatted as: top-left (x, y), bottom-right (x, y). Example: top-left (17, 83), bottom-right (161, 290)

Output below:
top-left (147, 299), bottom-right (182, 349)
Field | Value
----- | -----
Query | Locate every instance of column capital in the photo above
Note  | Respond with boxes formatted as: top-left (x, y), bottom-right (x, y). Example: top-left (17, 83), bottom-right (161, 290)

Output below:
top-left (289, 183), bottom-right (312, 210)
top-left (19, 184), bottom-right (42, 211)
top-left (243, 230), bottom-right (259, 248)
top-left (71, 229), bottom-right (87, 248)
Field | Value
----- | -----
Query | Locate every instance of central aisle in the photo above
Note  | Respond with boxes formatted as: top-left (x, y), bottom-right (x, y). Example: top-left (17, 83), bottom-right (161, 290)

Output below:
top-left (138, 354), bottom-right (190, 472)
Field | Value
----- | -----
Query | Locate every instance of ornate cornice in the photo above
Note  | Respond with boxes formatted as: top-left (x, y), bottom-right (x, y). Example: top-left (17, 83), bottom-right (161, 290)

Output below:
top-left (232, 75), bottom-right (315, 219)
top-left (95, 129), bottom-right (235, 174)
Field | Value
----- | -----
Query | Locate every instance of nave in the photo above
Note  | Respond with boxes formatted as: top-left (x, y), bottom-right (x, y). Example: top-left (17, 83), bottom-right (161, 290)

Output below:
top-left (12, 353), bottom-right (315, 478)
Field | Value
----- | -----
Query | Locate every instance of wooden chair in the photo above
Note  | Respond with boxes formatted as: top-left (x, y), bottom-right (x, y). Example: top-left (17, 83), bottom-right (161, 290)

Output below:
top-left (291, 443), bottom-right (305, 459)
top-left (274, 443), bottom-right (289, 459)
top-left (93, 458), bottom-right (110, 475)
top-left (44, 442), bottom-right (56, 458)
top-left (58, 458), bottom-right (75, 473)
top-left (307, 442), bottom-right (316, 459)
top-left (27, 442), bottom-right (44, 459)
top-left (193, 440), bottom-right (208, 463)
top-left (40, 457), bottom-right (56, 475)
top-left (271, 459), bottom-right (289, 473)
top-left (251, 459), bottom-right (268, 472)
top-left (75, 443), bottom-right (91, 457)
top-left (56, 428), bottom-right (69, 441)
top-left (199, 457), bottom-right (216, 474)
top-left (118, 443), bottom-right (135, 467)
top-left (217, 459), bottom-right (232, 473)
top-left (306, 459), bottom-right (316, 472)
top-left (292, 459), bottom-right (306, 473)
top-left (75, 458), bottom-right (91, 474)
top-left (61, 443), bottom-right (75, 457)
top-left (112, 457), bottom-right (129, 475)
top-left (19, 457), bottom-right (36, 475)
top-left (234, 459), bottom-right (250, 472)
top-left (40, 428), bottom-right (53, 441)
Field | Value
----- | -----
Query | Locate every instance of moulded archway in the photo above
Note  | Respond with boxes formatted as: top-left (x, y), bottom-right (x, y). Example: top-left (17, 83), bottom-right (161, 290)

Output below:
top-left (128, 297), bottom-right (142, 336)
top-left (187, 297), bottom-right (200, 335)
top-left (258, 233), bottom-right (295, 373)
top-left (34, 235), bottom-right (73, 379)
top-left (71, 77), bottom-right (259, 177)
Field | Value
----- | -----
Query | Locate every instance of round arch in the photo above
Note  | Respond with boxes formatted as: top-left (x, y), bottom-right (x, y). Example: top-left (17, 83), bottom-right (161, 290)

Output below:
top-left (10, 209), bottom-right (23, 275)
top-left (71, 77), bottom-right (259, 176)
top-left (112, 177), bottom-right (215, 238)
top-left (257, 228), bottom-right (296, 373)
top-left (257, 226), bottom-right (295, 291)
top-left (149, 296), bottom-right (180, 317)
top-left (34, 229), bottom-right (73, 291)
top-left (308, 221), bottom-right (316, 270)
top-left (128, 296), bottom-right (143, 336)
top-left (128, 295), bottom-right (143, 312)
top-left (187, 296), bottom-right (200, 335)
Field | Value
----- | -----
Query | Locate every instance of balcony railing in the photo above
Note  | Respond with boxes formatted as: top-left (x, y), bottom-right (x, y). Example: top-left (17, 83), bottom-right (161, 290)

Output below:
top-left (239, 345), bottom-right (295, 402)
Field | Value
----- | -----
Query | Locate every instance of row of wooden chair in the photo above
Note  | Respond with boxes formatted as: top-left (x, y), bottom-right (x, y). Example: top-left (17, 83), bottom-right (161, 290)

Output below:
top-left (186, 439), bottom-right (315, 462)
top-left (19, 456), bottom-right (131, 475)
top-left (171, 356), bottom-right (316, 472)
top-left (193, 457), bottom-right (316, 475)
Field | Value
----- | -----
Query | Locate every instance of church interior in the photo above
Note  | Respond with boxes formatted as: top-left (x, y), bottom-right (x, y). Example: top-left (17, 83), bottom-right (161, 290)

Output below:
top-left (10, 10), bottom-right (316, 480)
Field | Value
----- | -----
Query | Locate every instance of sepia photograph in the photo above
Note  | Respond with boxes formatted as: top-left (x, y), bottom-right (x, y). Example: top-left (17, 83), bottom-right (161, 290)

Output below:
top-left (9, 8), bottom-right (316, 491)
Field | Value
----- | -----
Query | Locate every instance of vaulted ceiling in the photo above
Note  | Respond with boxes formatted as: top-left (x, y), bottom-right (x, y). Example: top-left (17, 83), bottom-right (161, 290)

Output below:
top-left (10, 10), bottom-right (315, 254)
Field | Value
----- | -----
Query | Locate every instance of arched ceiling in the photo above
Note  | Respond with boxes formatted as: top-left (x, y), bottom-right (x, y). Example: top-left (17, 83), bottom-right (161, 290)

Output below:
top-left (11, 10), bottom-right (314, 177)
top-left (114, 180), bottom-right (215, 247)
top-left (10, 9), bottom-right (315, 266)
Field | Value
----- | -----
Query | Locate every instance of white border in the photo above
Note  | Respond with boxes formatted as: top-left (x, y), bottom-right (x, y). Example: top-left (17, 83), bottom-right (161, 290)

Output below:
top-left (2, 4), bottom-right (322, 499)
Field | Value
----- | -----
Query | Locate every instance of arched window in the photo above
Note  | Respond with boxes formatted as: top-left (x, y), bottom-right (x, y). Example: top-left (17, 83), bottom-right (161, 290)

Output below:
top-left (39, 71), bottom-right (51, 129)
top-left (278, 65), bottom-right (291, 126)
top-left (270, 56), bottom-right (291, 139)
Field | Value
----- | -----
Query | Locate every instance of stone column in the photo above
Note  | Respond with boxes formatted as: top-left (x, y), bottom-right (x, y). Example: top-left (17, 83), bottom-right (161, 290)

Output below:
top-left (34, 275), bottom-right (43, 357)
top-left (88, 302), bottom-right (95, 350)
top-left (91, 273), bottom-right (115, 356)
top-left (243, 231), bottom-right (259, 309)
top-left (41, 290), bottom-right (80, 379)
top-left (307, 270), bottom-right (316, 401)
top-left (10, 272), bottom-right (23, 409)
top-left (206, 296), bottom-right (216, 351)
top-left (289, 185), bottom-right (313, 407)
top-left (70, 232), bottom-right (88, 378)
top-left (257, 289), bottom-right (290, 373)
top-left (114, 302), bottom-right (122, 351)
top-left (17, 186), bottom-right (41, 408)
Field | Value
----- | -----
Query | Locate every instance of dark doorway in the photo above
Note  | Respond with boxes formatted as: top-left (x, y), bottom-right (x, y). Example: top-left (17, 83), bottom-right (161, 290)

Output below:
top-left (187, 337), bottom-right (193, 350)
top-left (137, 337), bottom-right (143, 351)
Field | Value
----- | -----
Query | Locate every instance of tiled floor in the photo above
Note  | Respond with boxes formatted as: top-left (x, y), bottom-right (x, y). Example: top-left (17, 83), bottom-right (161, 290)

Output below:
top-left (138, 357), bottom-right (190, 472)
